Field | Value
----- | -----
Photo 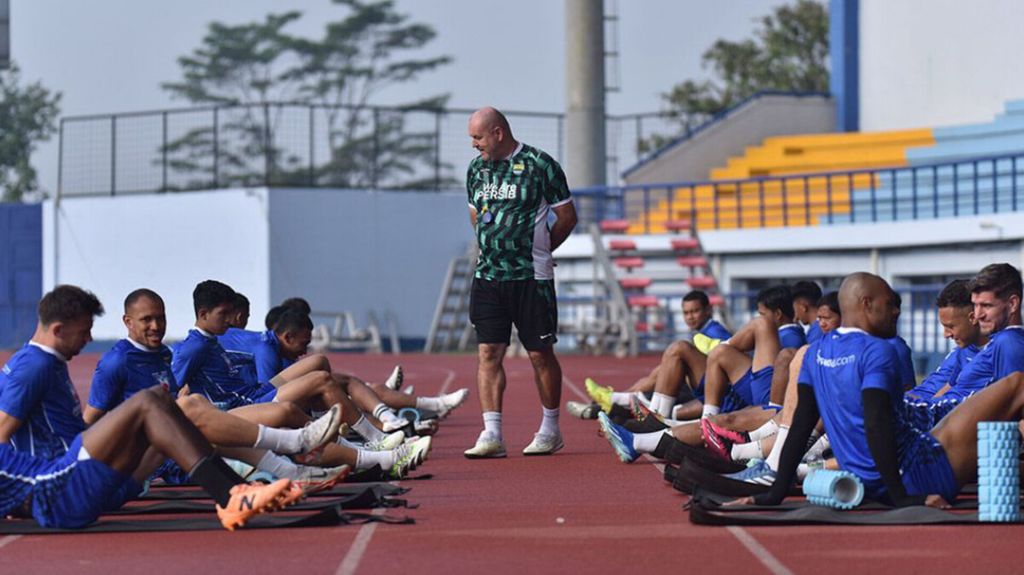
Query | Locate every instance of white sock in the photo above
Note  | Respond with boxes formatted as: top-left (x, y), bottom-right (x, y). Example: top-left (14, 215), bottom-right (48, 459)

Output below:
top-left (483, 411), bottom-right (503, 440)
top-left (353, 415), bottom-right (385, 441)
top-left (610, 392), bottom-right (633, 407)
top-left (632, 430), bottom-right (669, 454)
top-left (373, 403), bottom-right (401, 424)
top-left (336, 436), bottom-right (359, 448)
top-left (416, 396), bottom-right (444, 412)
top-left (804, 433), bottom-right (829, 461)
top-left (731, 440), bottom-right (765, 462)
top-left (253, 424), bottom-right (304, 455)
top-left (748, 419), bottom-right (779, 442)
top-left (255, 450), bottom-right (299, 478)
top-left (652, 392), bottom-right (675, 417)
top-left (701, 404), bottom-right (720, 418)
top-left (539, 406), bottom-right (560, 436)
top-left (765, 425), bottom-right (790, 471)
top-left (355, 448), bottom-right (398, 471)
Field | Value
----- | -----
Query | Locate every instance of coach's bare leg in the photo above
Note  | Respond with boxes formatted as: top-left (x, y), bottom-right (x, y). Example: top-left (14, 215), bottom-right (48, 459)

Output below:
top-left (478, 343), bottom-right (508, 413)
top-left (529, 347), bottom-right (562, 410)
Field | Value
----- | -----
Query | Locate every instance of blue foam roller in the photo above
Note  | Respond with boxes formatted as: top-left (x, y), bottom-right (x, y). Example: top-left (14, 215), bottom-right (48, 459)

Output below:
top-left (397, 407), bottom-right (421, 425)
top-left (977, 421), bottom-right (1021, 523)
top-left (249, 470), bottom-right (277, 484)
top-left (802, 469), bottom-right (865, 510)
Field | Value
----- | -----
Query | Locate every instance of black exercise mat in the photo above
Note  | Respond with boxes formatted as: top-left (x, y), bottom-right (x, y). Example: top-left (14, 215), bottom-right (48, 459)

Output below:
top-left (689, 491), bottom-right (986, 526)
top-left (665, 441), bottom-right (745, 474)
top-left (673, 458), bottom-right (771, 497)
top-left (690, 489), bottom-right (983, 512)
top-left (140, 482), bottom-right (408, 501)
top-left (0, 505), bottom-right (414, 535)
top-left (112, 490), bottom-right (413, 516)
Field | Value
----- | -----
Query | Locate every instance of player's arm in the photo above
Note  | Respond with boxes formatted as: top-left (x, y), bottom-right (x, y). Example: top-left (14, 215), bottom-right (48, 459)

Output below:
top-left (862, 389), bottom-right (928, 507)
top-left (752, 382), bottom-right (819, 505)
top-left (549, 201), bottom-right (578, 251)
top-left (907, 351), bottom-right (955, 400)
top-left (468, 204), bottom-right (478, 228)
top-left (171, 347), bottom-right (203, 395)
top-left (84, 354), bottom-right (124, 426)
top-left (254, 345), bottom-right (281, 385)
top-left (0, 411), bottom-right (23, 444)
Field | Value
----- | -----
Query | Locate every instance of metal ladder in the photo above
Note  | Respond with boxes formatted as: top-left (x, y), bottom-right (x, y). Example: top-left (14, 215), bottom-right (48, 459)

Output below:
top-left (424, 244), bottom-right (478, 353)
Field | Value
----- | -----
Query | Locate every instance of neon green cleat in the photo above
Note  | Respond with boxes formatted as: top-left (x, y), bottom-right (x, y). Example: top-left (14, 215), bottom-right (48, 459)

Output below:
top-left (693, 333), bottom-right (723, 355)
top-left (585, 378), bottom-right (614, 414)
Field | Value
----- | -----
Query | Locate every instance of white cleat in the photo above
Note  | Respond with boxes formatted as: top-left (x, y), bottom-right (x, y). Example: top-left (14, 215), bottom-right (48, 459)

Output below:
top-left (435, 388), bottom-right (470, 419)
top-left (463, 431), bottom-right (507, 459)
top-left (522, 432), bottom-right (564, 456)
top-left (298, 404), bottom-right (343, 454)
top-left (366, 430), bottom-right (406, 452)
top-left (384, 365), bottom-right (404, 391)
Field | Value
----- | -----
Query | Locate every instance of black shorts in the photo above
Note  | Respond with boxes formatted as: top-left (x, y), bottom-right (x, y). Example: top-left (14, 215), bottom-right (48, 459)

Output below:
top-left (470, 278), bottom-right (558, 351)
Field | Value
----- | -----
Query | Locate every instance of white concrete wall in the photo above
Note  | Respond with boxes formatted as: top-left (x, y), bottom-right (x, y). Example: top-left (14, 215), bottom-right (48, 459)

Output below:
top-left (44, 189), bottom-right (271, 341)
top-left (267, 189), bottom-right (470, 340)
top-left (860, 0), bottom-right (1024, 131)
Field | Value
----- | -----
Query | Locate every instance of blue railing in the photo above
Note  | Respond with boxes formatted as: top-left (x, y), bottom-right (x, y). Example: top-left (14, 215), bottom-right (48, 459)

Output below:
top-left (573, 151), bottom-right (1024, 233)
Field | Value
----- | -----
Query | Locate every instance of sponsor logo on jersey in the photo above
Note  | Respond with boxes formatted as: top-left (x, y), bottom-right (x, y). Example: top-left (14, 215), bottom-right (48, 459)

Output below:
top-left (475, 183), bottom-right (519, 201)
top-left (512, 162), bottom-right (525, 174)
top-left (816, 350), bottom-right (856, 368)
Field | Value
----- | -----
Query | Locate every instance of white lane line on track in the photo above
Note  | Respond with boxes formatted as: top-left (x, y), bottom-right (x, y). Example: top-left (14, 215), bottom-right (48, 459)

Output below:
top-left (335, 507), bottom-right (386, 575)
top-left (0, 535), bottom-right (21, 550)
top-left (726, 526), bottom-right (794, 575)
top-left (438, 369), bottom-right (457, 395)
top-left (567, 372), bottom-right (790, 575)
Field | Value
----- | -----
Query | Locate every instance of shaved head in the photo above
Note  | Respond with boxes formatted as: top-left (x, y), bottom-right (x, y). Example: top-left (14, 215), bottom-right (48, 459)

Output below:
top-left (468, 106), bottom-right (516, 161)
top-left (839, 272), bottom-right (899, 338)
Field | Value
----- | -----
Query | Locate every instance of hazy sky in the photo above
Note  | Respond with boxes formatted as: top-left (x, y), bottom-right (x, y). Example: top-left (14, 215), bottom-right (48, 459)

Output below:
top-left (11, 0), bottom-right (782, 193)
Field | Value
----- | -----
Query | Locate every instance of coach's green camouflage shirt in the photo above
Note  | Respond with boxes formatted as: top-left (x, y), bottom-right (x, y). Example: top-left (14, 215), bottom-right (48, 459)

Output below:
top-left (467, 143), bottom-right (572, 281)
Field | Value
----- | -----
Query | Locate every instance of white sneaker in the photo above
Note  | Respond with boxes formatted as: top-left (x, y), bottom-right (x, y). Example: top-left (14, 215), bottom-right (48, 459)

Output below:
top-left (298, 404), bottom-right (343, 454)
top-left (293, 464), bottom-right (350, 492)
top-left (388, 436), bottom-right (432, 479)
top-left (435, 388), bottom-right (470, 419)
top-left (464, 431), bottom-right (507, 459)
top-left (522, 432), bottom-right (564, 456)
top-left (381, 416), bottom-right (410, 433)
top-left (366, 430), bottom-right (406, 451)
top-left (384, 365), bottom-right (403, 391)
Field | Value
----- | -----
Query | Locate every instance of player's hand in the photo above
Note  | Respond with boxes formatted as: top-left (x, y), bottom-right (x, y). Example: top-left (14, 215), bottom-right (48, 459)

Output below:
top-left (177, 384), bottom-right (190, 398)
top-left (924, 494), bottom-right (951, 509)
top-left (723, 496), bottom-right (755, 506)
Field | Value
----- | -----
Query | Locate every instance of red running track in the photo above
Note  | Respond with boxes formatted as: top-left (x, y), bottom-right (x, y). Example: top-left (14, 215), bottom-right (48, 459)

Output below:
top-left (1, 351), bottom-right (1024, 574)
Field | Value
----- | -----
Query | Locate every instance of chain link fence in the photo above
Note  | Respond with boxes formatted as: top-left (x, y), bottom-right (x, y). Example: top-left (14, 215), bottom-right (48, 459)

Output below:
top-left (57, 104), bottom-right (681, 197)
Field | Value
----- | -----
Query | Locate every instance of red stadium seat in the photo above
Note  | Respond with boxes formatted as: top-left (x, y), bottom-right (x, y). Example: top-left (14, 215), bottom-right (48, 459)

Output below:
top-left (677, 256), bottom-right (708, 268)
top-left (708, 294), bottom-right (725, 307)
top-left (608, 239), bottom-right (637, 251)
top-left (670, 238), bottom-right (700, 251)
top-left (619, 277), bottom-right (652, 289)
top-left (687, 276), bottom-right (717, 289)
top-left (627, 294), bottom-right (660, 307)
top-left (665, 219), bottom-right (692, 232)
top-left (614, 257), bottom-right (644, 271)
top-left (635, 322), bottom-right (665, 332)
top-left (599, 219), bottom-right (630, 233)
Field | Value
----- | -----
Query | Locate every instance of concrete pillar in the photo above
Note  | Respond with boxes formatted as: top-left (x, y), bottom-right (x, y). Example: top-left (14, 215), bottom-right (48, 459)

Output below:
top-left (565, 0), bottom-right (606, 188)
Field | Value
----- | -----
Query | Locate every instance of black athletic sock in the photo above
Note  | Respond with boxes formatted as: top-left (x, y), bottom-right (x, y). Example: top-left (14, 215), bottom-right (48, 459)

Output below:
top-left (608, 403), bottom-right (631, 425)
top-left (188, 456), bottom-right (245, 507)
top-left (625, 414), bottom-right (669, 435)
top-left (651, 432), bottom-right (675, 459)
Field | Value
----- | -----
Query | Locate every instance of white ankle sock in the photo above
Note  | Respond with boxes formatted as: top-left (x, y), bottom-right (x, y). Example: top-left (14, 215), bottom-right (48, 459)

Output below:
top-left (701, 404), bottom-right (720, 418)
top-left (748, 419), bottom-right (779, 442)
top-left (632, 430), bottom-right (669, 454)
top-left (539, 406), bottom-right (560, 436)
top-left (483, 411), bottom-right (503, 440)
top-left (610, 392), bottom-right (633, 407)
top-left (353, 415), bottom-right (385, 441)
top-left (355, 448), bottom-right (398, 471)
top-left (804, 433), bottom-right (829, 461)
top-left (731, 440), bottom-right (764, 462)
top-left (255, 450), bottom-right (299, 478)
top-left (765, 425), bottom-right (790, 471)
top-left (416, 396), bottom-right (443, 412)
top-left (253, 424), bottom-right (303, 454)
top-left (652, 392), bottom-right (675, 417)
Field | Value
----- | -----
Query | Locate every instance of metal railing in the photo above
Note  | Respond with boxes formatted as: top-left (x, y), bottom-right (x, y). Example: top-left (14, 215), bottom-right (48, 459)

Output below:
top-left (56, 103), bottom-right (681, 197)
top-left (572, 151), bottom-right (1024, 232)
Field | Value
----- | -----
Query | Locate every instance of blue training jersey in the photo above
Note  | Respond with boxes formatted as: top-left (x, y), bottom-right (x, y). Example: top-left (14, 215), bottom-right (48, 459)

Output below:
top-left (940, 326), bottom-right (1024, 403)
top-left (219, 328), bottom-right (289, 384)
top-left (805, 321), bottom-right (824, 344)
top-left (886, 335), bottom-right (916, 389)
top-left (907, 344), bottom-right (980, 401)
top-left (799, 328), bottom-right (921, 493)
top-left (0, 344), bottom-right (85, 460)
top-left (217, 328), bottom-right (263, 383)
top-left (778, 323), bottom-right (807, 349)
top-left (88, 339), bottom-right (176, 413)
top-left (171, 329), bottom-right (266, 409)
top-left (699, 319), bottom-right (732, 341)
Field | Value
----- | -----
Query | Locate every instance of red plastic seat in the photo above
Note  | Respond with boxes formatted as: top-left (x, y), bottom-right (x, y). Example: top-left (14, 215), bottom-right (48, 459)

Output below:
top-left (665, 219), bottom-right (692, 232)
top-left (627, 294), bottom-right (660, 307)
top-left (677, 256), bottom-right (708, 268)
top-left (635, 322), bottom-right (665, 332)
top-left (708, 294), bottom-right (725, 307)
top-left (599, 219), bottom-right (630, 233)
top-left (614, 257), bottom-right (644, 271)
top-left (619, 277), bottom-right (652, 290)
top-left (687, 276), bottom-right (717, 289)
top-left (670, 238), bottom-right (700, 251)
top-left (608, 239), bottom-right (637, 251)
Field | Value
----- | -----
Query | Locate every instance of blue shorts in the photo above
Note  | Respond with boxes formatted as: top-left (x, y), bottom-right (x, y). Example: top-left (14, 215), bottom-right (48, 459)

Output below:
top-left (253, 383), bottom-right (279, 404)
top-left (32, 436), bottom-right (143, 529)
top-left (899, 432), bottom-right (960, 503)
top-left (903, 397), bottom-right (961, 431)
top-left (722, 367), bottom-right (774, 412)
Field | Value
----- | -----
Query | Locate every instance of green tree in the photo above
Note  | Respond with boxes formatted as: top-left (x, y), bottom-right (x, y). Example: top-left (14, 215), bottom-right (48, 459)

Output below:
top-left (161, 0), bottom-right (452, 190)
top-left (0, 64), bottom-right (61, 202)
top-left (640, 0), bottom-right (829, 154)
